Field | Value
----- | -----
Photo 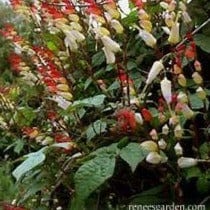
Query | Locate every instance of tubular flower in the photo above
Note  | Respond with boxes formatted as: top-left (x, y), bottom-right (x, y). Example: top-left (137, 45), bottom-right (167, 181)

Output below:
top-left (146, 60), bottom-right (164, 85)
top-left (115, 108), bottom-right (137, 133)
top-left (177, 157), bottom-right (198, 168)
top-left (139, 29), bottom-right (157, 48)
top-left (158, 139), bottom-right (167, 150)
top-left (101, 35), bottom-right (121, 64)
top-left (174, 124), bottom-right (183, 139)
top-left (141, 108), bottom-right (153, 122)
top-left (160, 77), bottom-right (172, 104)
top-left (168, 22), bottom-right (180, 44)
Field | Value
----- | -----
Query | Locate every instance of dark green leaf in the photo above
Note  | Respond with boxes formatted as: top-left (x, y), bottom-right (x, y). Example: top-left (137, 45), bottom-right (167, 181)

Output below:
top-left (92, 51), bottom-right (105, 67)
top-left (120, 143), bottom-right (148, 172)
top-left (74, 156), bottom-right (116, 202)
top-left (194, 34), bottom-right (210, 53)
top-left (189, 94), bottom-right (204, 109)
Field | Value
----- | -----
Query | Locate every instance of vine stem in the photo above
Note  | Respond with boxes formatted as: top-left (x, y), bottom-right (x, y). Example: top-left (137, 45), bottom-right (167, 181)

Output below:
top-left (176, 18), bottom-right (210, 49)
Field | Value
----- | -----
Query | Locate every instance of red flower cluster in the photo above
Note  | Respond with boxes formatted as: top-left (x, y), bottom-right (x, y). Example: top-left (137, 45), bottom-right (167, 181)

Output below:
top-left (116, 108), bottom-right (136, 133)
top-left (84, 0), bottom-right (102, 16)
top-left (10, 0), bottom-right (23, 8)
top-left (8, 53), bottom-right (23, 73)
top-left (33, 47), bottom-right (69, 93)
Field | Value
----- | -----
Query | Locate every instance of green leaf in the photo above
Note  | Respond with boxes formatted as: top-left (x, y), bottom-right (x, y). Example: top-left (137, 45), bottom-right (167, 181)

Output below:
top-left (71, 94), bottom-right (106, 109)
top-left (86, 120), bottom-right (107, 141)
top-left (122, 10), bottom-right (138, 27)
top-left (14, 139), bottom-right (24, 154)
top-left (12, 148), bottom-right (47, 181)
top-left (129, 185), bottom-right (166, 205)
top-left (74, 155), bottom-right (116, 202)
top-left (199, 142), bottom-right (210, 159)
top-left (14, 107), bottom-right (36, 127)
top-left (92, 51), bottom-right (105, 67)
top-left (197, 175), bottom-right (210, 194)
top-left (189, 94), bottom-right (204, 109)
top-left (91, 143), bottom-right (118, 157)
top-left (194, 34), bottom-right (210, 53)
top-left (184, 166), bottom-right (202, 180)
top-left (120, 143), bottom-right (148, 172)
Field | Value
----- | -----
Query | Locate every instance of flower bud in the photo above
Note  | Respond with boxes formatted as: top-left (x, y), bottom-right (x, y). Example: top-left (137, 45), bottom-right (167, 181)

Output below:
top-left (135, 113), bottom-right (143, 125)
top-left (168, 0), bottom-right (177, 11)
top-left (192, 72), bottom-right (203, 85)
top-left (140, 140), bottom-right (158, 152)
top-left (150, 129), bottom-right (158, 140)
top-left (169, 115), bottom-right (179, 126)
top-left (177, 157), bottom-right (198, 168)
top-left (56, 84), bottom-right (70, 92)
top-left (158, 138), bottom-right (167, 150)
top-left (138, 9), bottom-right (150, 20)
top-left (139, 30), bottom-right (157, 48)
top-left (161, 77), bottom-right (172, 104)
top-left (174, 142), bottom-right (183, 156)
top-left (178, 74), bottom-right (187, 87)
top-left (160, 2), bottom-right (169, 9)
top-left (110, 20), bottom-right (124, 34)
top-left (174, 124), bottom-right (183, 139)
top-left (102, 47), bottom-right (115, 64)
top-left (182, 104), bottom-right (194, 119)
top-left (194, 60), bottom-right (202, 71)
top-left (146, 60), bottom-right (164, 85)
top-left (146, 151), bottom-right (162, 164)
top-left (140, 20), bottom-right (152, 32)
top-left (179, 2), bottom-right (187, 11)
top-left (196, 87), bottom-right (206, 100)
top-left (162, 124), bottom-right (169, 135)
top-left (57, 92), bottom-right (73, 101)
top-left (101, 36), bottom-right (121, 53)
top-left (168, 22), bottom-right (180, 44)
top-left (173, 64), bottom-right (182, 74)
top-left (177, 91), bottom-right (188, 103)
top-left (164, 13), bottom-right (174, 27)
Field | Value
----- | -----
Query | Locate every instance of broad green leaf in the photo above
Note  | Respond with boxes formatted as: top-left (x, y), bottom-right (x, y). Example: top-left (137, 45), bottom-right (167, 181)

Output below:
top-left (189, 94), bottom-right (204, 109)
top-left (120, 143), bottom-right (148, 172)
top-left (14, 139), bottom-right (24, 154)
top-left (194, 34), bottom-right (210, 53)
top-left (12, 148), bottom-right (47, 181)
top-left (74, 155), bottom-right (116, 202)
top-left (71, 94), bottom-right (106, 109)
top-left (92, 51), bottom-right (105, 67)
top-left (86, 120), bottom-right (107, 141)
top-left (91, 143), bottom-right (118, 157)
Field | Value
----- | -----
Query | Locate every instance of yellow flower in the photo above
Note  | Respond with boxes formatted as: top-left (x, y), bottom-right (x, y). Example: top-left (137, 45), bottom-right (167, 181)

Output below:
top-left (168, 22), bottom-right (180, 44)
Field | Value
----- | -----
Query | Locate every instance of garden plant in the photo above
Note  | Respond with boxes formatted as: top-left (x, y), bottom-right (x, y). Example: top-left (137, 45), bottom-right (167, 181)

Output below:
top-left (0, 0), bottom-right (210, 209)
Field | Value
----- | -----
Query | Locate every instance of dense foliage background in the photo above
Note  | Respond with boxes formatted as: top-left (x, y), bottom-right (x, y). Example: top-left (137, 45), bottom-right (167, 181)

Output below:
top-left (0, 0), bottom-right (210, 209)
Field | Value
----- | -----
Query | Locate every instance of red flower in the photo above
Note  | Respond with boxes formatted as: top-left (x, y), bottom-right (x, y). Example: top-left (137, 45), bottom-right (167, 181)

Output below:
top-left (141, 108), bottom-right (153, 122)
top-left (116, 108), bottom-right (136, 133)
top-left (132, 0), bottom-right (144, 9)
top-left (54, 133), bottom-right (72, 143)
top-left (118, 70), bottom-right (133, 85)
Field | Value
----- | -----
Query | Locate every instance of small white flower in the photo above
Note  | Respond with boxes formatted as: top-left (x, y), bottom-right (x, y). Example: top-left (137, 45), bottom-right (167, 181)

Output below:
top-left (158, 139), bottom-right (167, 150)
top-left (177, 91), bottom-right (188, 103)
top-left (101, 36), bottom-right (121, 53)
top-left (102, 47), bottom-right (115, 64)
top-left (135, 113), bottom-right (143, 125)
top-left (174, 142), bottom-right (183, 156)
top-left (196, 87), bottom-right (206, 100)
top-left (177, 157), bottom-right (198, 168)
top-left (174, 124), bottom-right (183, 139)
top-left (162, 124), bottom-right (169, 135)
